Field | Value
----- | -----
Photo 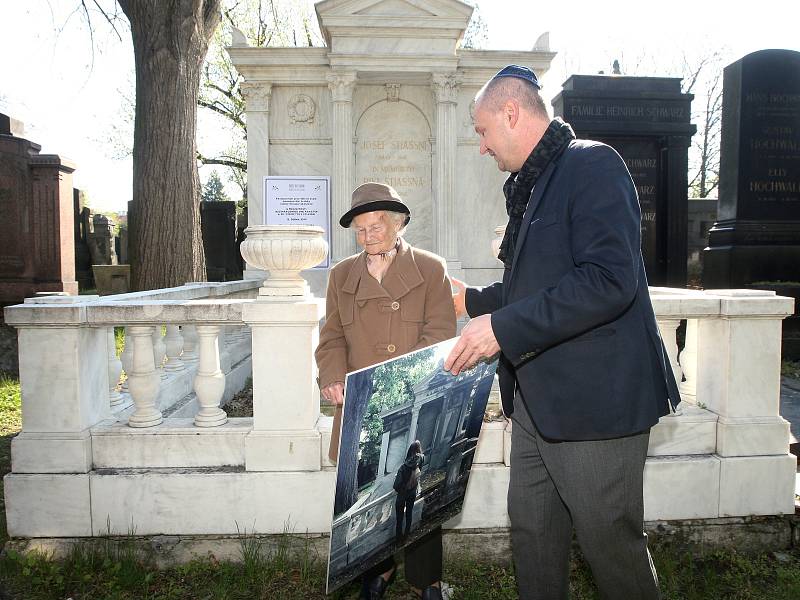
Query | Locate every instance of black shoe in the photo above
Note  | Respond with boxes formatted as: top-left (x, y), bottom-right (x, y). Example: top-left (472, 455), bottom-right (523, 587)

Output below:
top-left (359, 569), bottom-right (396, 600)
top-left (421, 585), bottom-right (443, 600)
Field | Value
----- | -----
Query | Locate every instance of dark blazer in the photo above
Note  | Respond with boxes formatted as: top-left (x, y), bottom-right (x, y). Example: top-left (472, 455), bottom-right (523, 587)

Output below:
top-left (466, 140), bottom-right (679, 441)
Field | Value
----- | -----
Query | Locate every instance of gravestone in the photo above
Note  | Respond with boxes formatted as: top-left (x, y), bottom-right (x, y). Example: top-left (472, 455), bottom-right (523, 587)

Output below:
top-left (552, 76), bottom-right (696, 286)
top-left (703, 49), bottom-right (800, 358)
top-left (703, 49), bottom-right (800, 285)
top-left (88, 214), bottom-right (117, 265)
top-left (0, 112), bottom-right (79, 304)
top-left (73, 189), bottom-right (94, 290)
top-left (200, 200), bottom-right (241, 281)
top-left (117, 226), bottom-right (128, 265)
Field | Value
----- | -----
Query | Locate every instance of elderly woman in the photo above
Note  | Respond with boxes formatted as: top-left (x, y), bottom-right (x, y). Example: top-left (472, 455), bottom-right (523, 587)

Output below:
top-left (315, 182), bottom-right (456, 600)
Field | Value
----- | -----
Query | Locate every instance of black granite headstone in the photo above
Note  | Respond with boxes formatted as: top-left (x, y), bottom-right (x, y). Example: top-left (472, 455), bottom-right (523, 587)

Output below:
top-left (704, 49), bottom-right (800, 287)
top-left (703, 49), bottom-right (800, 359)
top-left (201, 201), bottom-right (242, 281)
top-left (553, 76), bottom-right (696, 286)
top-left (73, 189), bottom-right (93, 290)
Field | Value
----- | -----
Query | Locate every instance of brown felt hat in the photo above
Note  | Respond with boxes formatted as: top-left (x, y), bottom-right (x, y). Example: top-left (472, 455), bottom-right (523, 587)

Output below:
top-left (339, 182), bottom-right (411, 228)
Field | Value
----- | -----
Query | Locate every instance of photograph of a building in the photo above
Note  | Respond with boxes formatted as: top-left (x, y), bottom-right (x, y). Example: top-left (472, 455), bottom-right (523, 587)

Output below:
top-left (326, 340), bottom-right (497, 592)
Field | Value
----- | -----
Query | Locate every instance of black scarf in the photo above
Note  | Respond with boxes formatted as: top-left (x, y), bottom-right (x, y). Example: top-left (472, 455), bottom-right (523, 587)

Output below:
top-left (497, 118), bottom-right (576, 269)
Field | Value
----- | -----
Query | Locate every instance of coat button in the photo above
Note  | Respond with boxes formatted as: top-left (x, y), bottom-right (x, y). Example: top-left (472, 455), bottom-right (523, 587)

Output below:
top-left (391, 301), bottom-right (400, 310)
top-left (387, 344), bottom-right (396, 353)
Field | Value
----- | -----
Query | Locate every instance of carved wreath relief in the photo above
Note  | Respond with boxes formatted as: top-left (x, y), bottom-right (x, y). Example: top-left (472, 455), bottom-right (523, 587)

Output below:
top-left (288, 94), bottom-right (316, 124)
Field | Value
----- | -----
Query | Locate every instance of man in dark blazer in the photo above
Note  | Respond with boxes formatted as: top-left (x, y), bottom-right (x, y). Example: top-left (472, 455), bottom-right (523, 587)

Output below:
top-left (445, 65), bottom-right (679, 599)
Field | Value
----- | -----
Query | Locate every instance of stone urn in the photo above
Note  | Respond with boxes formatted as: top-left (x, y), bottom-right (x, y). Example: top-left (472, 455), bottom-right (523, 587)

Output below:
top-left (240, 225), bottom-right (328, 299)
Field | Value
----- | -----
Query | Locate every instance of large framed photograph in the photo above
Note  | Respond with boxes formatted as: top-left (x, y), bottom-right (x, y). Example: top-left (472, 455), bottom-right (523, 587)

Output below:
top-left (263, 175), bottom-right (331, 268)
top-left (326, 339), bottom-right (498, 593)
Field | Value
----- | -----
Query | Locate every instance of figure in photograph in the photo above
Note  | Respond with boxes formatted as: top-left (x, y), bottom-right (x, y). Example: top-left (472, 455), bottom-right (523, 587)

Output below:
top-left (445, 65), bottom-right (680, 599)
top-left (315, 181), bottom-right (456, 600)
top-left (393, 440), bottom-right (424, 540)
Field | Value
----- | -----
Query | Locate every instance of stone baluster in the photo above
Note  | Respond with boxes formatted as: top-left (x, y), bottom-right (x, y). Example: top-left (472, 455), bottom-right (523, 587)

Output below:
top-left (181, 325), bottom-right (199, 363)
top-left (120, 325), bottom-right (134, 391)
top-left (240, 81), bottom-right (272, 279)
top-left (193, 325), bottom-right (227, 427)
top-left (678, 318), bottom-right (698, 404)
top-left (163, 324), bottom-right (185, 372)
top-left (107, 327), bottom-right (123, 408)
top-left (152, 326), bottom-right (167, 379)
top-left (127, 325), bottom-right (163, 428)
top-left (431, 73), bottom-right (461, 276)
top-left (656, 318), bottom-right (682, 388)
top-left (327, 72), bottom-right (357, 262)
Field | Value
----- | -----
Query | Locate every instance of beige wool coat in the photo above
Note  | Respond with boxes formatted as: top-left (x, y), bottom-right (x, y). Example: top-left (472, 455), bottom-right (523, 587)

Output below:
top-left (315, 237), bottom-right (457, 461)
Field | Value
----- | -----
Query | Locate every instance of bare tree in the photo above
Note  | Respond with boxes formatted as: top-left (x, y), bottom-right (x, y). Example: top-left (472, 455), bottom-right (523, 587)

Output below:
top-left (682, 53), bottom-right (723, 199)
top-left (459, 0), bottom-right (488, 49)
top-left (604, 49), bottom-right (724, 200)
top-left (197, 0), bottom-right (323, 204)
top-left (118, 0), bottom-right (221, 290)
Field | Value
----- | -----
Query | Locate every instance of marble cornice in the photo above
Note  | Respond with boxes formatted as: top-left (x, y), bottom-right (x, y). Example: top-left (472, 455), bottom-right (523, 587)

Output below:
top-left (28, 154), bottom-right (77, 172)
top-left (322, 16), bottom-right (469, 30)
top-left (329, 53), bottom-right (458, 72)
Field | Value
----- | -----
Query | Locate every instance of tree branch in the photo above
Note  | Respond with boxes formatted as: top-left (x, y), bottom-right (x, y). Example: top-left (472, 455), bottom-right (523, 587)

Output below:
top-left (197, 98), bottom-right (245, 129)
top-left (197, 152), bottom-right (246, 170)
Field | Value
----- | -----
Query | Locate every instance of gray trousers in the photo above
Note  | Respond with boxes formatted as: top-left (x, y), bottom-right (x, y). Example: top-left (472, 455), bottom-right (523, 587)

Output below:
top-left (508, 401), bottom-right (660, 600)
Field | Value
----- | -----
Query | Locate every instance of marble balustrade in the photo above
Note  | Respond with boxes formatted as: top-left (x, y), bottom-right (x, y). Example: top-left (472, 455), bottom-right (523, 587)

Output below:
top-left (2, 282), bottom-right (796, 538)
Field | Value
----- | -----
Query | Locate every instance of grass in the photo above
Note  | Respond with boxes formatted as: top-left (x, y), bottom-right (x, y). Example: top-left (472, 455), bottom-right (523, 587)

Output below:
top-left (1, 538), bottom-right (799, 599)
top-left (1, 373), bottom-right (799, 598)
top-left (0, 374), bottom-right (21, 550)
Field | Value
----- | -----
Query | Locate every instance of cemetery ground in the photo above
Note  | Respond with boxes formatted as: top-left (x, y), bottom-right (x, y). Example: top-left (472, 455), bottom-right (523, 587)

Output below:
top-left (1, 370), bottom-right (800, 598)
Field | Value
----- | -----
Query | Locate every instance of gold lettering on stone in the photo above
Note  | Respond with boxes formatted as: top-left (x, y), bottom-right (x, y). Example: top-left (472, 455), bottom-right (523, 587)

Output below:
top-left (355, 100), bottom-right (433, 248)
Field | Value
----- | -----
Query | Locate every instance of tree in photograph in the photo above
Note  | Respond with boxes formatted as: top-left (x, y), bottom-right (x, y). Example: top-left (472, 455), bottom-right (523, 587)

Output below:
top-left (333, 348), bottom-right (437, 515)
top-left (334, 368), bottom-right (373, 515)
top-left (118, 0), bottom-right (221, 290)
top-left (201, 170), bottom-right (230, 202)
top-left (360, 348), bottom-right (436, 469)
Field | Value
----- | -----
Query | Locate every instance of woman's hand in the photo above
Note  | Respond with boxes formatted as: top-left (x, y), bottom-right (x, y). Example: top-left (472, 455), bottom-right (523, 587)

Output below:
top-left (452, 277), bottom-right (468, 318)
top-left (321, 381), bottom-right (345, 406)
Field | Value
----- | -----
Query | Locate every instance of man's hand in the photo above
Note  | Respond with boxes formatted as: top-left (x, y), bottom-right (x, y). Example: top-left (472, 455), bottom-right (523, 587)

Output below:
top-left (321, 381), bottom-right (345, 406)
top-left (452, 277), bottom-right (468, 318)
top-left (444, 314), bottom-right (500, 375)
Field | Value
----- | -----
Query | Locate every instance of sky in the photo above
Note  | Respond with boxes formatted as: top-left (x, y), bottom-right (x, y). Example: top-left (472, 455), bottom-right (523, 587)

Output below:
top-left (1, 0), bottom-right (798, 213)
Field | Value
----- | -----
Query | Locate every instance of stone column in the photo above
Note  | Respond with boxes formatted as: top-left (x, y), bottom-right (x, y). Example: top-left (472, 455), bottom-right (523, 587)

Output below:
top-left (29, 155), bottom-right (80, 295)
top-left (431, 73), bottom-right (462, 277)
top-left (327, 72), bottom-right (357, 262)
top-left (240, 226), bottom-right (328, 471)
top-left (242, 300), bottom-right (324, 471)
top-left (240, 82), bottom-right (273, 279)
top-left (694, 290), bottom-right (796, 517)
top-left (6, 296), bottom-right (106, 473)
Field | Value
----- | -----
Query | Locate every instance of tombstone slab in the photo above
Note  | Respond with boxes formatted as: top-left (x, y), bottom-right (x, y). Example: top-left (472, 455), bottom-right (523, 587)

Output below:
top-left (704, 49), bottom-right (800, 287)
top-left (552, 76), bottom-right (696, 286)
top-left (0, 114), bottom-right (79, 303)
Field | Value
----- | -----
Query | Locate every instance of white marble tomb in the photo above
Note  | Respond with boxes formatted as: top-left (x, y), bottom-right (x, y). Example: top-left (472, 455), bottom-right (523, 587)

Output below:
top-left (228, 0), bottom-right (556, 288)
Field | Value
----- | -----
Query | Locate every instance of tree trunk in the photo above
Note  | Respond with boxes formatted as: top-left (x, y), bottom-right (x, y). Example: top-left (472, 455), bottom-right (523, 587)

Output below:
top-left (334, 370), bottom-right (373, 515)
top-left (119, 0), bottom-right (221, 290)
